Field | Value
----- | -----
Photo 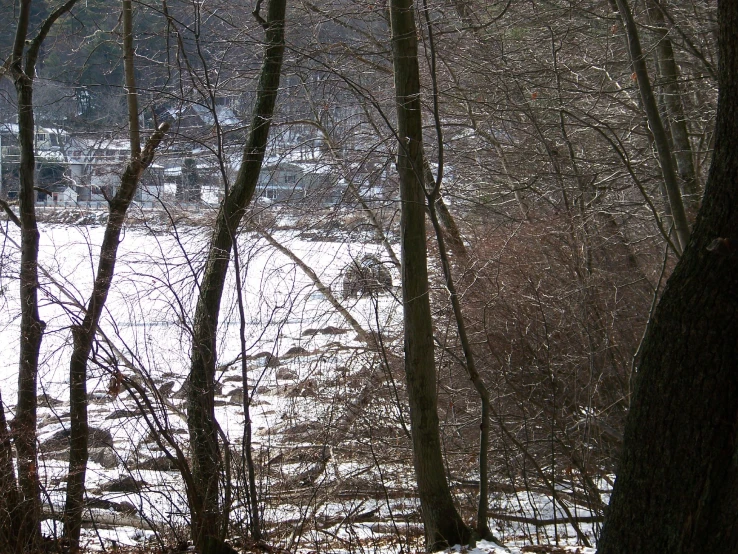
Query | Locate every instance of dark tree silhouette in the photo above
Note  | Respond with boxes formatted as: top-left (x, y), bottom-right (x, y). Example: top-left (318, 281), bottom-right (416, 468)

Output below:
top-left (597, 1), bottom-right (738, 552)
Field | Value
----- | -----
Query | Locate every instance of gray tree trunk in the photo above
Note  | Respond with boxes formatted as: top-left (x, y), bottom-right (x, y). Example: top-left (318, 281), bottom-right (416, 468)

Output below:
top-left (62, 2), bottom-right (168, 544)
top-left (388, 0), bottom-right (472, 549)
top-left (5, 1), bottom-right (79, 550)
top-left (615, 0), bottom-right (691, 253)
top-left (648, 0), bottom-right (701, 215)
top-left (186, 1), bottom-right (286, 551)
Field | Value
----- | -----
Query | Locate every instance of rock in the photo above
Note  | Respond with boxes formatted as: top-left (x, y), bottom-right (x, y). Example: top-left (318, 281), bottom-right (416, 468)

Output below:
top-left (320, 326), bottom-right (349, 335)
top-left (43, 427), bottom-right (114, 452)
top-left (40, 429), bottom-right (71, 453)
top-left (134, 456), bottom-right (177, 471)
top-left (89, 427), bottom-right (115, 448)
top-left (38, 413), bottom-right (62, 429)
top-left (157, 381), bottom-right (175, 397)
top-left (88, 391), bottom-right (111, 403)
top-left (264, 354), bottom-right (280, 368)
top-left (276, 368), bottom-right (297, 380)
top-left (101, 476), bottom-right (147, 493)
top-left (37, 393), bottom-right (63, 408)
top-left (341, 255), bottom-right (393, 299)
top-left (284, 346), bottom-right (309, 357)
top-left (228, 388), bottom-right (244, 405)
top-left (172, 377), bottom-right (222, 398)
top-left (105, 409), bottom-right (141, 420)
top-left (301, 328), bottom-right (319, 336)
top-left (86, 498), bottom-right (136, 514)
top-left (89, 446), bottom-right (119, 468)
top-left (172, 377), bottom-right (189, 399)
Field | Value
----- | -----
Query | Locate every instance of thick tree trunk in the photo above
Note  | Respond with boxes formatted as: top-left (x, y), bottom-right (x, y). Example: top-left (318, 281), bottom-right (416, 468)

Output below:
top-left (187, 2), bottom-right (286, 551)
top-left (597, 1), bottom-right (738, 552)
top-left (388, 0), bottom-right (472, 549)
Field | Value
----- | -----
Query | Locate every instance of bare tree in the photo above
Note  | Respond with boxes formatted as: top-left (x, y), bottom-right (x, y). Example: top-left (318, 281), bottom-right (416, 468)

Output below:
top-left (1, 0), bottom-right (79, 550)
top-left (389, 0), bottom-right (472, 549)
top-left (61, 1), bottom-right (169, 549)
top-left (186, 1), bottom-right (287, 551)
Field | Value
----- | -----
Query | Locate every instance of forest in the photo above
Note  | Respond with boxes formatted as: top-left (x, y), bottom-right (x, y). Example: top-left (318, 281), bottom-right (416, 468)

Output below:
top-left (1, 0), bottom-right (737, 553)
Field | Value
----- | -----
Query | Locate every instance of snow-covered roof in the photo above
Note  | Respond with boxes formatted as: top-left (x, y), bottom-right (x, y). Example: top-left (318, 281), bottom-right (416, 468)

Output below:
top-left (190, 104), bottom-right (241, 127)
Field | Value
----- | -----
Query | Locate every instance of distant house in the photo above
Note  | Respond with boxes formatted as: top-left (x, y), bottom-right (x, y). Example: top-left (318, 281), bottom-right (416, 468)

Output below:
top-left (156, 101), bottom-right (243, 139)
top-left (257, 157), bottom-right (345, 207)
top-left (41, 183), bottom-right (78, 207)
top-left (1, 123), bottom-right (72, 201)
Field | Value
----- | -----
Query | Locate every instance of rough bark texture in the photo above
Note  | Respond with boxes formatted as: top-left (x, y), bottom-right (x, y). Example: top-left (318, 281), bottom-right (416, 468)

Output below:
top-left (13, 71), bottom-right (44, 554)
top-left (187, 2), bottom-right (286, 552)
top-left (389, 0), bottom-right (472, 549)
top-left (0, 389), bottom-right (20, 551)
top-left (597, 1), bottom-right (738, 552)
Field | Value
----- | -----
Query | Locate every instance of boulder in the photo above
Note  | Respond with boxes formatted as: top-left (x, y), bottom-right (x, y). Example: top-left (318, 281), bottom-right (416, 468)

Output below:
top-left (89, 446), bottom-right (119, 469)
top-left (101, 476), bottom-right (147, 493)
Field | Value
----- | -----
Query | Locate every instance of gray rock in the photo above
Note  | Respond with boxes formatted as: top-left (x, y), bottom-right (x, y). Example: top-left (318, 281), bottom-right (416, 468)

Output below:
top-left (276, 368), bottom-right (297, 380)
top-left (101, 476), bottom-right (147, 493)
top-left (228, 388), bottom-right (244, 405)
top-left (37, 393), bottom-right (63, 408)
top-left (105, 409), bottom-right (141, 420)
top-left (157, 381), bottom-right (175, 397)
top-left (319, 326), bottom-right (349, 335)
top-left (86, 498), bottom-right (137, 514)
top-left (89, 446), bottom-right (119, 469)
top-left (41, 426), bottom-right (113, 453)
top-left (172, 377), bottom-right (189, 399)
top-left (284, 346), bottom-right (309, 357)
top-left (134, 456), bottom-right (177, 471)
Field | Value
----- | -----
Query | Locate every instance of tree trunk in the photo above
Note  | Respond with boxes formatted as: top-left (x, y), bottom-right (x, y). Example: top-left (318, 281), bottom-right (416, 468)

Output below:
top-left (388, 0), bottom-right (472, 549)
top-left (7, 0), bottom-right (79, 548)
top-left (187, 2), bottom-right (286, 551)
top-left (13, 72), bottom-right (44, 554)
top-left (615, 0), bottom-right (691, 253)
top-left (597, 1), bottom-right (738, 552)
top-left (648, 0), bottom-right (701, 216)
top-left (0, 389), bottom-right (21, 552)
top-left (61, 3), bottom-right (168, 548)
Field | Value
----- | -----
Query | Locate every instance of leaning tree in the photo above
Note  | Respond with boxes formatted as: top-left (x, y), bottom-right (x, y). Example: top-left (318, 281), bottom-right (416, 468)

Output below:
top-left (597, 0), bottom-right (738, 552)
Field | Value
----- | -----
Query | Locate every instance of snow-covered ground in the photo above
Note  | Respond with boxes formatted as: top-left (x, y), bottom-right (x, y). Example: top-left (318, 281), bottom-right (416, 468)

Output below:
top-left (0, 217), bottom-right (602, 552)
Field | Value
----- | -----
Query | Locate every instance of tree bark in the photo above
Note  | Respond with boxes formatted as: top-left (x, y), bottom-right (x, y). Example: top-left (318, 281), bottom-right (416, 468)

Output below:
top-left (61, 3), bottom-right (168, 548)
top-left (0, 389), bottom-right (20, 552)
top-left (187, 1), bottom-right (286, 551)
top-left (648, 0), bottom-right (701, 215)
top-left (615, 0), bottom-right (691, 253)
top-left (597, 1), bottom-right (738, 552)
top-left (388, 0), bottom-right (472, 549)
top-left (5, 1), bottom-right (79, 549)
